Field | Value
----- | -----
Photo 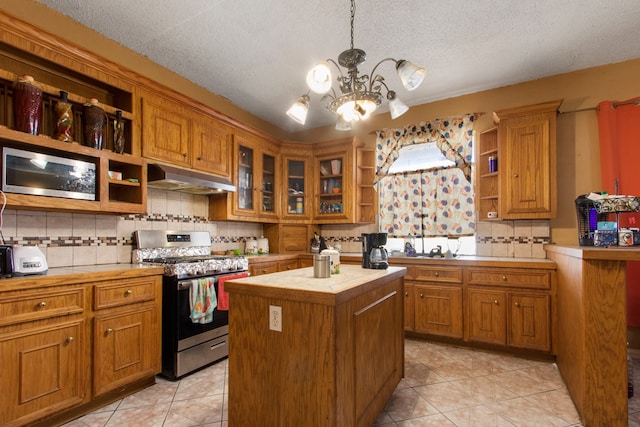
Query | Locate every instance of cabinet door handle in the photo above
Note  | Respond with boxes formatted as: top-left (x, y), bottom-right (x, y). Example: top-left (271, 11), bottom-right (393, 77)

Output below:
top-left (125, 289), bottom-right (133, 296)
top-left (262, 269), bottom-right (267, 273)
top-left (494, 300), bottom-right (499, 305)
top-left (106, 328), bottom-right (114, 335)
top-left (404, 292), bottom-right (409, 296)
top-left (183, 153), bottom-right (188, 158)
top-left (434, 272), bottom-right (439, 277)
top-left (514, 302), bottom-right (520, 307)
top-left (38, 301), bottom-right (47, 308)
top-left (419, 293), bottom-right (424, 298)
top-left (66, 336), bottom-right (74, 344)
top-left (502, 276), bottom-right (507, 281)
top-left (513, 173), bottom-right (519, 178)
top-left (197, 156), bottom-right (202, 160)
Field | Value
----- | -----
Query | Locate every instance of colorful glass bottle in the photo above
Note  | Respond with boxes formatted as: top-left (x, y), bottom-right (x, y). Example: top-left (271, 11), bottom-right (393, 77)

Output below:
top-left (55, 90), bottom-right (73, 142)
top-left (113, 110), bottom-right (125, 154)
top-left (13, 74), bottom-right (43, 135)
top-left (83, 98), bottom-right (106, 149)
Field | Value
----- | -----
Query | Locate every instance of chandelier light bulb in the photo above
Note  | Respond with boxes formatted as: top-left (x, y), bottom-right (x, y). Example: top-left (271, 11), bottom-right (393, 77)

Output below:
top-left (306, 62), bottom-right (332, 94)
top-left (387, 91), bottom-right (409, 119)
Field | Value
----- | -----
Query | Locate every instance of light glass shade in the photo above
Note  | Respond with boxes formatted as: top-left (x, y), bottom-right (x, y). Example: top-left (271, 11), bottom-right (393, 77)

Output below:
top-left (335, 114), bottom-right (352, 131)
top-left (387, 92), bottom-right (409, 119)
top-left (336, 99), bottom-right (377, 122)
top-left (396, 60), bottom-right (426, 91)
top-left (306, 61), bottom-right (332, 94)
top-left (286, 95), bottom-right (310, 125)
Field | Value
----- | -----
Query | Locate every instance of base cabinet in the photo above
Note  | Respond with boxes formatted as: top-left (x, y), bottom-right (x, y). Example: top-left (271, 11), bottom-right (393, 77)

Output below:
top-left (467, 289), bottom-right (506, 345)
top-left (0, 321), bottom-right (86, 427)
top-left (414, 284), bottom-right (463, 338)
top-left (0, 269), bottom-right (163, 427)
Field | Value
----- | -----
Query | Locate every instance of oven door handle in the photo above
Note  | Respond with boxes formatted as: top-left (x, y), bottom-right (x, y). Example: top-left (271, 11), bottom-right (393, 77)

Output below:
top-left (177, 277), bottom-right (218, 290)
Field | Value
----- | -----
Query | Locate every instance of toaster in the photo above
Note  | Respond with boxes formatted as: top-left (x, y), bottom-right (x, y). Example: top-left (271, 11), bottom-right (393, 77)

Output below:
top-left (12, 245), bottom-right (48, 276)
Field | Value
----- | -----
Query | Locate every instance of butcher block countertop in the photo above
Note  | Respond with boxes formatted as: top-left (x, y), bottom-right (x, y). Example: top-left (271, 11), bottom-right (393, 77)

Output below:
top-left (225, 265), bottom-right (406, 305)
top-left (0, 263), bottom-right (164, 291)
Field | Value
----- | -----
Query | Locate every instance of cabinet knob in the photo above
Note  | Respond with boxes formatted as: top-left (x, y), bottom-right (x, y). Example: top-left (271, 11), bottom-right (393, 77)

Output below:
top-left (106, 328), bottom-right (114, 335)
top-left (514, 302), bottom-right (520, 307)
top-left (262, 269), bottom-right (267, 273)
top-left (513, 173), bottom-right (519, 178)
top-left (38, 301), bottom-right (47, 308)
top-left (419, 293), bottom-right (424, 298)
top-left (434, 272), bottom-right (439, 277)
top-left (404, 291), bottom-right (409, 296)
top-left (494, 300), bottom-right (499, 305)
top-left (66, 336), bottom-right (74, 344)
top-left (196, 156), bottom-right (202, 160)
top-left (502, 276), bottom-right (507, 281)
top-left (183, 153), bottom-right (188, 158)
top-left (125, 289), bottom-right (133, 296)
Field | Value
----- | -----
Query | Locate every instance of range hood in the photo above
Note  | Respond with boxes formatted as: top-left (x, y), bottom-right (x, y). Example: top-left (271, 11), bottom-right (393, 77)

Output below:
top-left (147, 163), bottom-right (236, 195)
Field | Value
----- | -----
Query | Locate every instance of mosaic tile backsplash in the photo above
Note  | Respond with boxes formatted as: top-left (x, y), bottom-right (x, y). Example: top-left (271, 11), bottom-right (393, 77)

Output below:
top-left (0, 188), bottom-right (550, 268)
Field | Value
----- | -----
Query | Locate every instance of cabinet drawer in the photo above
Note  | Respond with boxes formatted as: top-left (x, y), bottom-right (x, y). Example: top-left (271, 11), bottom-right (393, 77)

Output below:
top-left (0, 286), bottom-right (84, 326)
top-left (250, 262), bottom-right (279, 276)
top-left (94, 278), bottom-right (157, 310)
top-left (278, 259), bottom-right (299, 272)
top-left (466, 269), bottom-right (550, 289)
top-left (411, 266), bottom-right (462, 283)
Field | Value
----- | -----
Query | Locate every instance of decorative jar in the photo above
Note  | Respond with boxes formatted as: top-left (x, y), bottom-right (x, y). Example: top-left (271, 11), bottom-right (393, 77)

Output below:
top-left (13, 74), bottom-right (43, 135)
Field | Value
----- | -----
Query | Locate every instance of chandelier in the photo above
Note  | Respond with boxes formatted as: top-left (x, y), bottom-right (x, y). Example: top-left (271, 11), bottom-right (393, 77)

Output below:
top-left (286, 0), bottom-right (426, 131)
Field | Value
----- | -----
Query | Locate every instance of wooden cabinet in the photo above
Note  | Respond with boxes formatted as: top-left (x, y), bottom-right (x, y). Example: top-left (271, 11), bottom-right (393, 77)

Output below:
top-left (248, 255), bottom-right (302, 276)
top-left (141, 92), bottom-right (232, 180)
top-left (477, 127), bottom-right (499, 220)
top-left (406, 265), bottom-right (464, 339)
top-left (356, 146), bottom-right (377, 224)
top-left (280, 143), bottom-right (313, 222)
top-left (209, 130), bottom-right (280, 222)
top-left (0, 284), bottom-right (88, 427)
top-left (404, 282), bottom-right (415, 332)
top-left (92, 276), bottom-right (161, 396)
top-left (263, 223), bottom-right (316, 254)
top-left (0, 74), bottom-right (145, 214)
top-left (491, 100), bottom-right (562, 219)
top-left (0, 268), bottom-right (163, 427)
top-left (466, 267), bottom-right (552, 352)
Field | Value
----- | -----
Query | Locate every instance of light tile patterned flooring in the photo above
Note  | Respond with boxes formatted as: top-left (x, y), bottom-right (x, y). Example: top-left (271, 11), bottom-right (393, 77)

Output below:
top-left (63, 338), bottom-right (640, 426)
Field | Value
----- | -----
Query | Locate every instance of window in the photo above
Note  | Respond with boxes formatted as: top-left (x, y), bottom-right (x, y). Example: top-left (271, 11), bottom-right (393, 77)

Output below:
top-left (374, 115), bottom-right (476, 242)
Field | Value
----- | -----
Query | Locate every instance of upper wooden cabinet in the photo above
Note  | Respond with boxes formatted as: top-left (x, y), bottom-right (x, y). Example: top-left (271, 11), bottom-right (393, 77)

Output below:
top-left (141, 91), bottom-right (232, 180)
top-left (481, 100), bottom-right (562, 220)
top-left (280, 143), bottom-right (313, 223)
top-left (209, 130), bottom-right (280, 222)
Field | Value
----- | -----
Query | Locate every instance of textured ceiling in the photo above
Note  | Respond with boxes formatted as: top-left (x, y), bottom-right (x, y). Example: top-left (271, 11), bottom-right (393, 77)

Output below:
top-left (34, 0), bottom-right (640, 133)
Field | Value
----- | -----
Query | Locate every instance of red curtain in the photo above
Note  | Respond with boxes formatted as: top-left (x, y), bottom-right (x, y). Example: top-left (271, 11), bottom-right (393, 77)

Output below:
top-left (597, 97), bottom-right (640, 326)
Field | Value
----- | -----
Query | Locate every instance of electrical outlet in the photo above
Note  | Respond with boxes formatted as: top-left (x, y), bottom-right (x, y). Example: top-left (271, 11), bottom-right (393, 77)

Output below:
top-left (269, 305), bottom-right (282, 332)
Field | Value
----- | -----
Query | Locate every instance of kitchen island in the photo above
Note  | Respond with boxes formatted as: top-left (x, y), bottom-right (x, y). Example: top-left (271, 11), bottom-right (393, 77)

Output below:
top-left (225, 265), bottom-right (406, 427)
top-left (545, 245), bottom-right (640, 427)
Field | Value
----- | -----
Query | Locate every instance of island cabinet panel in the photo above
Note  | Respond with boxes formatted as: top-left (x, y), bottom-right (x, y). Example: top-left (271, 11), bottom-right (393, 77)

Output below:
top-left (226, 266), bottom-right (406, 427)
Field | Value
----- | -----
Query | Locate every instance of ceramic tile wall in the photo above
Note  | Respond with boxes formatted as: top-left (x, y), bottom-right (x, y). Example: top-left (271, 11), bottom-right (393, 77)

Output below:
top-left (0, 188), bottom-right (262, 268)
top-left (0, 190), bottom-right (550, 268)
top-left (475, 219), bottom-right (550, 258)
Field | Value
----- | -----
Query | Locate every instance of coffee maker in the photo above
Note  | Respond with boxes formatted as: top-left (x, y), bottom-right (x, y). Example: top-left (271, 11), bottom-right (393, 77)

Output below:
top-left (362, 232), bottom-right (389, 269)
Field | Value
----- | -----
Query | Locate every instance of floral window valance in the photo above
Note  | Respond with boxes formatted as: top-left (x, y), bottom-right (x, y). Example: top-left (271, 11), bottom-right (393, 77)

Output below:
top-left (374, 114), bottom-right (476, 185)
top-left (375, 114), bottom-right (476, 238)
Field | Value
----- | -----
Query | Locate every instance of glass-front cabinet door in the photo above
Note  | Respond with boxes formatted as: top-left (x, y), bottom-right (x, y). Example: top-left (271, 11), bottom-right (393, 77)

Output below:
top-left (237, 144), bottom-right (254, 211)
top-left (260, 152), bottom-right (278, 218)
top-left (280, 148), bottom-right (312, 222)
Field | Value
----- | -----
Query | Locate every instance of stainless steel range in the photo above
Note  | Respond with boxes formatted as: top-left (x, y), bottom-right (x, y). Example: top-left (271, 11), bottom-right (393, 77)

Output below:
top-left (133, 230), bottom-right (248, 380)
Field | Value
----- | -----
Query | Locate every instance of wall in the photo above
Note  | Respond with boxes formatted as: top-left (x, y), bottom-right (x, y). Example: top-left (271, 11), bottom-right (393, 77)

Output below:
top-left (0, 189), bottom-right (262, 268)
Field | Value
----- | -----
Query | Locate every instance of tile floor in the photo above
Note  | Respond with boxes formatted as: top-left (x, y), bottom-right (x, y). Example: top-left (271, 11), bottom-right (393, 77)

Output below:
top-left (62, 338), bottom-right (640, 426)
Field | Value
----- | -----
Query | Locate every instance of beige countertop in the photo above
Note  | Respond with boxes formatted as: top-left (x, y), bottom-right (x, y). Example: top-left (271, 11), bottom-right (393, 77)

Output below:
top-left (0, 263), bottom-right (165, 291)
top-left (225, 265), bottom-right (406, 305)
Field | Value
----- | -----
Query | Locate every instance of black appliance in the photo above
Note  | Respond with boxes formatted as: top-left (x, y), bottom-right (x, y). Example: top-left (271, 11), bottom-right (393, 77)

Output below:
top-left (575, 195), bottom-right (608, 246)
top-left (362, 232), bottom-right (389, 269)
top-left (133, 230), bottom-right (248, 380)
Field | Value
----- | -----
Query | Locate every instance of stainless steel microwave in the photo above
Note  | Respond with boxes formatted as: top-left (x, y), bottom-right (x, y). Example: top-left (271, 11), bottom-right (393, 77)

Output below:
top-left (2, 147), bottom-right (96, 200)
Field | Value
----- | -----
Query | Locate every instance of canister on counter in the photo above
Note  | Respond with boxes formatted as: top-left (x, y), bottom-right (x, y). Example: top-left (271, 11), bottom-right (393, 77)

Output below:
top-left (619, 229), bottom-right (634, 246)
top-left (313, 254), bottom-right (330, 278)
